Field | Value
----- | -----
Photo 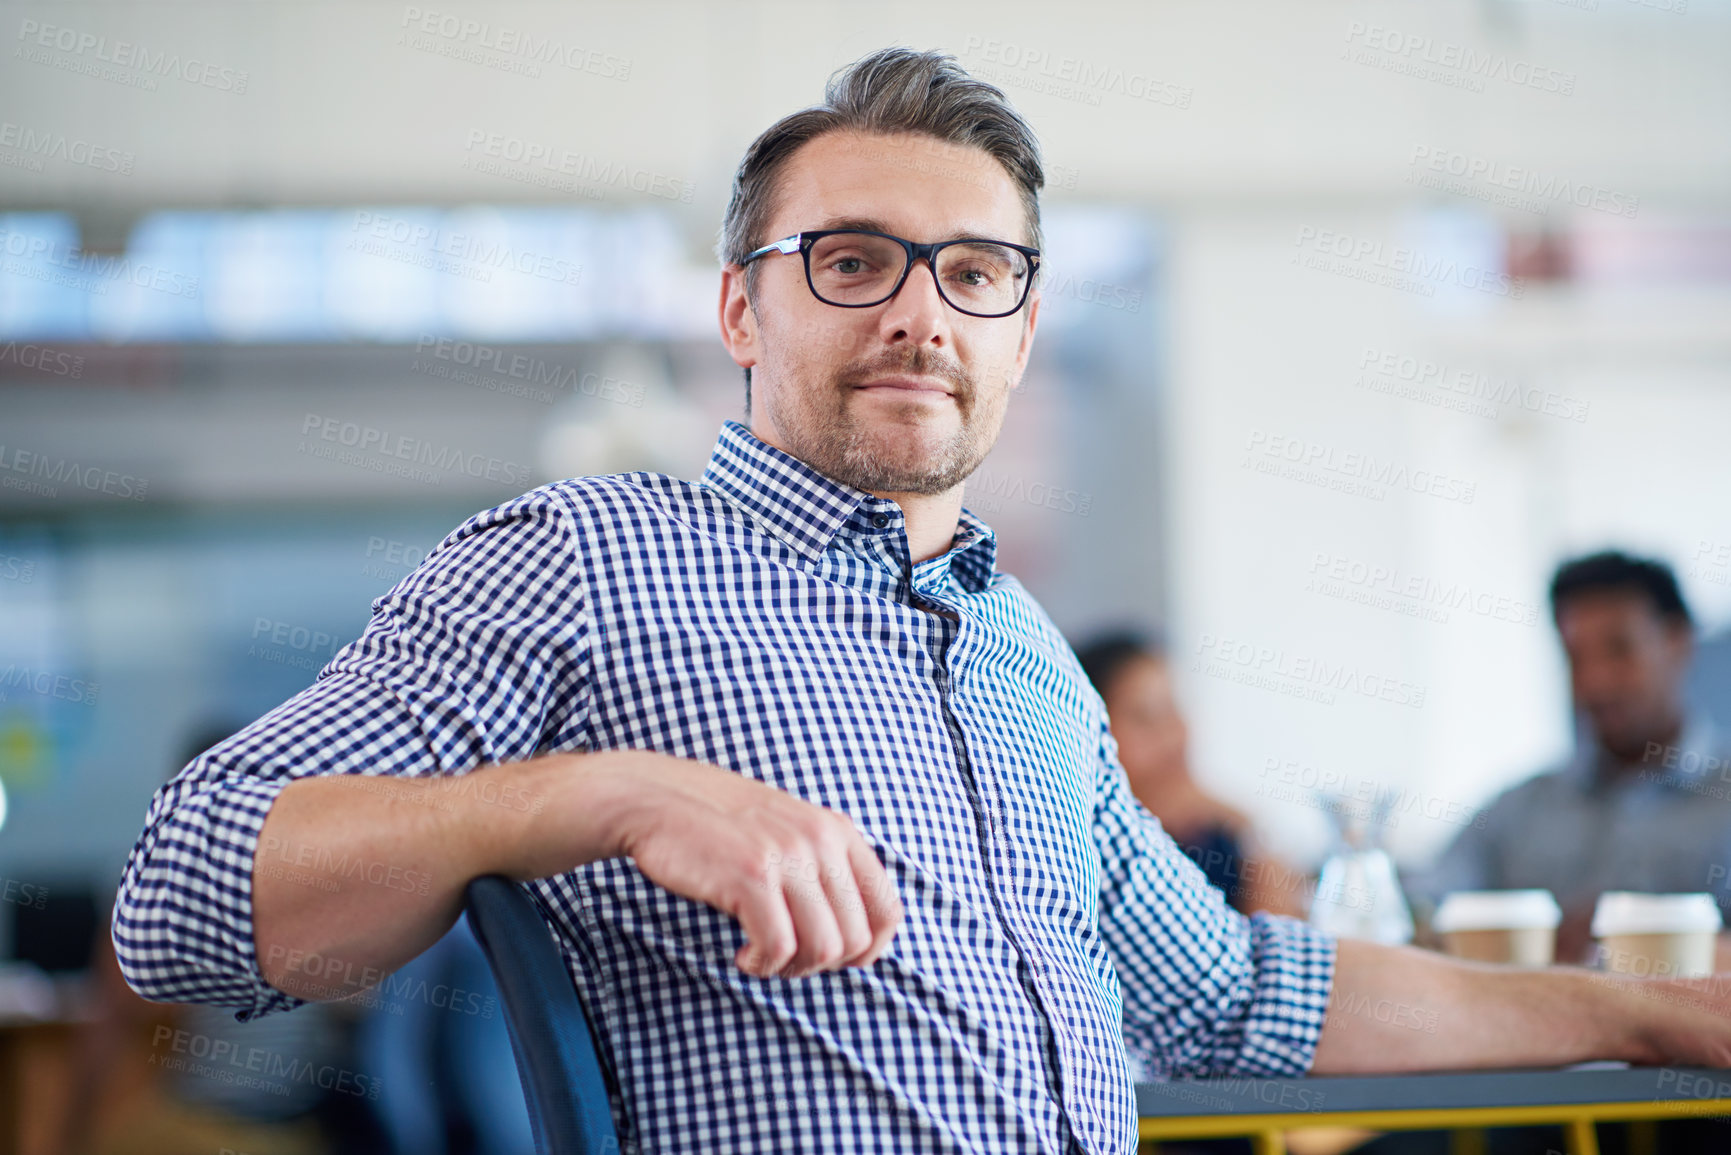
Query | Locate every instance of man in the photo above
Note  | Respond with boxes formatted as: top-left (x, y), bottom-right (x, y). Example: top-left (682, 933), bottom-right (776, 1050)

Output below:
top-left (1416, 551), bottom-right (1731, 964)
top-left (115, 48), bottom-right (1731, 1155)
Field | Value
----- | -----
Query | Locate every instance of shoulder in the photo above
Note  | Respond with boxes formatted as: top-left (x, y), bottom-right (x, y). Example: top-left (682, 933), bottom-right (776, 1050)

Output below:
top-left (438, 472), bottom-right (725, 545)
top-left (1476, 760), bottom-right (1577, 818)
top-left (386, 474), bottom-right (705, 600)
top-left (536, 471), bottom-right (715, 521)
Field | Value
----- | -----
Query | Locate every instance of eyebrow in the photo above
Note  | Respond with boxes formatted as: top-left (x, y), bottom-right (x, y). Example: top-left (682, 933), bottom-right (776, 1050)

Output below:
top-left (812, 215), bottom-right (1018, 244)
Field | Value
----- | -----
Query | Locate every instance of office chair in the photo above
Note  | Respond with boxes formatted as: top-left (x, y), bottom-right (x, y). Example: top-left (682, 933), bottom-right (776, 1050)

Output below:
top-left (464, 875), bottom-right (620, 1155)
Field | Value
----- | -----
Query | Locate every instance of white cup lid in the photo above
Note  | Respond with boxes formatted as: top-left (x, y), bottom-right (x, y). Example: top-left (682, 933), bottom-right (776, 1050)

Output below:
top-left (1591, 891), bottom-right (1723, 937)
top-left (1433, 889), bottom-right (1562, 933)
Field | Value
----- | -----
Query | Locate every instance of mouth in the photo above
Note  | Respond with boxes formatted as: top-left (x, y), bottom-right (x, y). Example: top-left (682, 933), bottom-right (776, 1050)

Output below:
top-left (853, 376), bottom-right (954, 397)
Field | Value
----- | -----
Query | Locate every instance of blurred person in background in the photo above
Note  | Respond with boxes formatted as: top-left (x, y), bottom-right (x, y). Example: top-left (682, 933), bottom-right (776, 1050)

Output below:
top-left (1412, 550), bottom-right (1731, 967)
top-left (1075, 631), bottom-right (1308, 918)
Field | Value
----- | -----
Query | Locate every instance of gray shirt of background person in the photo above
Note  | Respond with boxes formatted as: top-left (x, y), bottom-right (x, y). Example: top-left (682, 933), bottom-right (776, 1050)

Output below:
top-left (1412, 712), bottom-right (1731, 925)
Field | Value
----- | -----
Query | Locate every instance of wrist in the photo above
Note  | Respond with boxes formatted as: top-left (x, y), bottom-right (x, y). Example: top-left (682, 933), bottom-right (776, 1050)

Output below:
top-left (1567, 968), bottom-right (1665, 1064)
top-left (475, 749), bottom-right (646, 880)
top-left (596, 749), bottom-right (677, 859)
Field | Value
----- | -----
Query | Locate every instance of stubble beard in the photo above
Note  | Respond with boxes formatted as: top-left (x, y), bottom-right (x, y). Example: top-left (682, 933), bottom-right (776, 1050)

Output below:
top-left (765, 346), bottom-right (996, 496)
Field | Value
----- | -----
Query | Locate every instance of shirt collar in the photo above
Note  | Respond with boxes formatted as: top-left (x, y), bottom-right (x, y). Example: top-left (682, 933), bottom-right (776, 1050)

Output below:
top-left (944, 506), bottom-right (999, 594)
top-left (698, 420), bottom-right (999, 593)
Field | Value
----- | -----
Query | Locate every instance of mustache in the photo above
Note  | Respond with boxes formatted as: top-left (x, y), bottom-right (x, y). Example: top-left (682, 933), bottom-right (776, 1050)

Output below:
top-left (841, 348), bottom-right (974, 397)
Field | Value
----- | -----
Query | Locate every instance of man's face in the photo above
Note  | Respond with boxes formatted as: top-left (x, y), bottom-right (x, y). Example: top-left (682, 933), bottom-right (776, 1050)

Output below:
top-left (1556, 591), bottom-right (1692, 755)
top-left (718, 130), bottom-right (1040, 496)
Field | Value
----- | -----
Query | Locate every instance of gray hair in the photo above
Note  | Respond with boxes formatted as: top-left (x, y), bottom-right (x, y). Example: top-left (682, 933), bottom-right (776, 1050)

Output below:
top-left (716, 46), bottom-right (1046, 412)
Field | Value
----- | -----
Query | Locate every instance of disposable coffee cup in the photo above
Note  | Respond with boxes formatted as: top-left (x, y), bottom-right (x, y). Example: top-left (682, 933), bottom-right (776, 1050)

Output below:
top-left (1432, 890), bottom-right (1561, 966)
top-left (1591, 892), bottom-right (1721, 979)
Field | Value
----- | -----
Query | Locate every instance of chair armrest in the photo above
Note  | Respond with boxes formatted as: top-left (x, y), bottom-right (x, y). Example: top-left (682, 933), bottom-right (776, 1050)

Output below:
top-left (464, 874), bottom-right (619, 1155)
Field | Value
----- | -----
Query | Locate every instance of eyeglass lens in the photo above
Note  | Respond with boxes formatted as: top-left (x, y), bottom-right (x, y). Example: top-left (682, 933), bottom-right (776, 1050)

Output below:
top-left (807, 232), bottom-right (1030, 315)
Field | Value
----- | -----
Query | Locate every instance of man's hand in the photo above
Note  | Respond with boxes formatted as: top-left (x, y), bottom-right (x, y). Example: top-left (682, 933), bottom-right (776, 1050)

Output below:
top-left (519, 750), bottom-right (903, 980)
top-left (1603, 971), bottom-right (1731, 1067)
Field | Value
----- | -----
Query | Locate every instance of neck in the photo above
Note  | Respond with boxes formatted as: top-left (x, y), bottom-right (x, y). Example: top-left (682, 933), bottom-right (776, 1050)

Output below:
top-left (743, 413), bottom-right (965, 565)
top-left (1602, 709), bottom-right (1686, 771)
top-left (873, 486), bottom-right (964, 564)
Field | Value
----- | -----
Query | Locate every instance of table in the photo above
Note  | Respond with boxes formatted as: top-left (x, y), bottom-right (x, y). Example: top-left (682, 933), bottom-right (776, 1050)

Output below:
top-left (1136, 1066), bottom-right (1731, 1155)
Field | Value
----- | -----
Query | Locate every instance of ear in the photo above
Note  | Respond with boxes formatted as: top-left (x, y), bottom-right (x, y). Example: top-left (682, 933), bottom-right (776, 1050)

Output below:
top-left (1000, 289), bottom-right (1041, 393)
top-left (718, 264), bottom-right (759, 375)
top-left (1014, 289), bottom-right (1041, 375)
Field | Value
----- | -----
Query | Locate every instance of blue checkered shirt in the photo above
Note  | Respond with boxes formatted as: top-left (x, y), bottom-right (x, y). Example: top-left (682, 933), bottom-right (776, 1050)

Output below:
top-left (115, 419), bottom-right (1335, 1154)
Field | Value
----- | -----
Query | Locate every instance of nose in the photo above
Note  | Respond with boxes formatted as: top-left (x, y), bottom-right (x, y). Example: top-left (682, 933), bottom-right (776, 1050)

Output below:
top-left (876, 257), bottom-right (950, 349)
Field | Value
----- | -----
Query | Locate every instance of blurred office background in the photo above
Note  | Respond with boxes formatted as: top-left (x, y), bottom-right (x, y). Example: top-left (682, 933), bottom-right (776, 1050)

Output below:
top-left (0, 1), bottom-right (1728, 1149)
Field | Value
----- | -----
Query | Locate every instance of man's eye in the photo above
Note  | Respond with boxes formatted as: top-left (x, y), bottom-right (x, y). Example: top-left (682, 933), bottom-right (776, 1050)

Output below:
top-left (832, 256), bottom-right (870, 274)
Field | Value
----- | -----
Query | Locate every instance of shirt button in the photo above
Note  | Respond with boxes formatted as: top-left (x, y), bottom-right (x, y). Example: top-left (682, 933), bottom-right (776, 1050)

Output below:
top-left (871, 513), bottom-right (890, 529)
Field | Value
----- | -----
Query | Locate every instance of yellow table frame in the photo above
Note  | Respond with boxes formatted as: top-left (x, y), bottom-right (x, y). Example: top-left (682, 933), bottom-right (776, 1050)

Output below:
top-left (1138, 1095), bottom-right (1731, 1155)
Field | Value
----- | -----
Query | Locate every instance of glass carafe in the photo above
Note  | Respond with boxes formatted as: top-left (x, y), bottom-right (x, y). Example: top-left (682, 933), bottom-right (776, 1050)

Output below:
top-left (1307, 789), bottom-right (1414, 944)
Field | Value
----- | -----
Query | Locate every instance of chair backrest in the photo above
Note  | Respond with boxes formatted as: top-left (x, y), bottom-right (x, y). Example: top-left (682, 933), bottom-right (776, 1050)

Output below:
top-left (464, 874), bottom-right (620, 1155)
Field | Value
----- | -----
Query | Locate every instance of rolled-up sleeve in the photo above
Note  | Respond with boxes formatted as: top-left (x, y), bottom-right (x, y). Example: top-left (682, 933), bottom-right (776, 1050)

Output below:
top-left (112, 490), bottom-right (591, 1020)
top-left (1091, 716), bottom-right (1336, 1079)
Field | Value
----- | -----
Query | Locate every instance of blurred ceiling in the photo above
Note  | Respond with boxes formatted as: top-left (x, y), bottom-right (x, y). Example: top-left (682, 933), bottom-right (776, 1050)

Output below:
top-left (3, 0), bottom-right (1727, 256)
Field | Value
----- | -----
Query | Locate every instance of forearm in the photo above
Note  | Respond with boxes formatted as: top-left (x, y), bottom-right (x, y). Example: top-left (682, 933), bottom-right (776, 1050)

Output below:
top-left (1311, 938), bottom-right (1653, 1073)
top-left (253, 750), bottom-right (630, 1001)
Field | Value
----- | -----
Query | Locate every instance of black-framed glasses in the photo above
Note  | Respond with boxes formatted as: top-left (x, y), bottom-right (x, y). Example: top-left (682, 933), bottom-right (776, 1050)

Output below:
top-left (740, 228), bottom-right (1041, 318)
